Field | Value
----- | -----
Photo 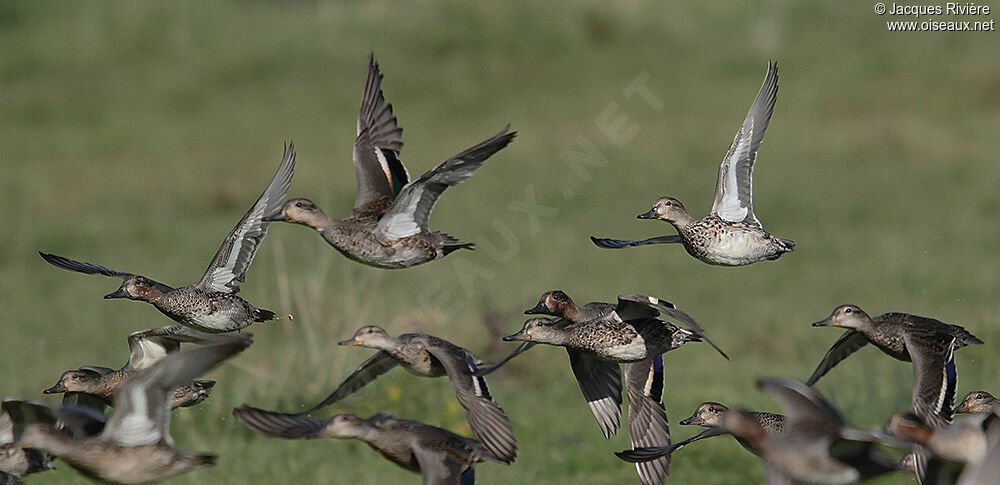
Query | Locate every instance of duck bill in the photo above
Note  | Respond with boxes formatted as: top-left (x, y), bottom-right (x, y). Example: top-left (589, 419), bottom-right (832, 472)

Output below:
top-left (338, 338), bottom-right (362, 346)
top-left (679, 414), bottom-right (703, 426)
top-left (811, 316), bottom-right (839, 327)
top-left (104, 287), bottom-right (129, 299)
top-left (262, 212), bottom-right (289, 222)
top-left (524, 302), bottom-right (548, 315)
top-left (637, 209), bottom-right (656, 219)
top-left (953, 401), bottom-right (971, 414)
top-left (43, 381), bottom-right (67, 394)
top-left (502, 330), bottom-right (530, 342)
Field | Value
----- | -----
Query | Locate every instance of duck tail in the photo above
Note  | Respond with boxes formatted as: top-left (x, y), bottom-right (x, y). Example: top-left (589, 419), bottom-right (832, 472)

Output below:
top-left (437, 231), bottom-right (475, 255)
top-left (779, 237), bottom-right (796, 250)
top-left (255, 309), bottom-right (276, 322)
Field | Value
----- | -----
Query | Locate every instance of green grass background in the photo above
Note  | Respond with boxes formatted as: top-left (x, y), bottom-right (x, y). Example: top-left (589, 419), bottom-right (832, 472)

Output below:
top-left (2, 1), bottom-right (998, 483)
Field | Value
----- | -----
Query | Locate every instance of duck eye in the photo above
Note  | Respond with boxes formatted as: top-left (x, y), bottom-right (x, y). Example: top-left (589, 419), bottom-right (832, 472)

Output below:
top-left (72, 373), bottom-right (79, 379)
top-left (295, 202), bottom-right (304, 208)
top-left (844, 308), bottom-right (852, 313)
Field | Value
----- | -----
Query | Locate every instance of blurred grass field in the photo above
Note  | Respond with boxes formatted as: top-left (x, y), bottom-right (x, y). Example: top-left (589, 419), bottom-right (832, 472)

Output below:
top-left (2, 1), bottom-right (998, 483)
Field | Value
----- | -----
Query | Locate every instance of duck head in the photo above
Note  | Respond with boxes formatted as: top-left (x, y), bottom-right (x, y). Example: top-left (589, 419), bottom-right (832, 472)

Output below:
top-left (104, 275), bottom-right (162, 301)
top-left (265, 198), bottom-right (328, 227)
top-left (812, 304), bottom-right (874, 331)
top-left (339, 326), bottom-right (395, 349)
top-left (324, 413), bottom-right (371, 439)
top-left (681, 401), bottom-right (730, 427)
top-left (503, 317), bottom-right (562, 344)
top-left (638, 197), bottom-right (693, 227)
top-left (524, 290), bottom-right (575, 317)
top-left (43, 369), bottom-right (102, 394)
top-left (954, 391), bottom-right (998, 414)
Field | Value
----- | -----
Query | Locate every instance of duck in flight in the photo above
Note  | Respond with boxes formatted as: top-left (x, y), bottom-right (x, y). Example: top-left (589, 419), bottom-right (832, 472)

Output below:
top-left (591, 61), bottom-right (794, 266)
top-left (264, 55), bottom-right (515, 269)
top-left (39, 144), bottom-right (295, 333)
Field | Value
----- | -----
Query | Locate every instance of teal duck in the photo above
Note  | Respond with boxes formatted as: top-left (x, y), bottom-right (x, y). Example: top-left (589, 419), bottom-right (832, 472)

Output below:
top-left (234, 406), bottom-right (507, 484)
top-left (955, 391), bottom-right (999, 415)
top-left (42, 325), bottom-right (217, 409)
top-left (1, 400), bottom-right (56, 483)
top-left (39, 144), bottom-right (295, 333)
top-left (591, 61), bottom-right (794, 266)
top-left (620, 378), bottom-right (900, 484)
top-left (284, 326), bottom-right (517, 464)
top-left (888, 410), bottom-right (1000, 484)
top-left (265, 55), bottom-right (515, 269)
top-left (808, 305), bottom-right (983, 428)
top-left (14, 335), bottom-right (251, 484)
top-left (675, 401), bottom-right (783, 456)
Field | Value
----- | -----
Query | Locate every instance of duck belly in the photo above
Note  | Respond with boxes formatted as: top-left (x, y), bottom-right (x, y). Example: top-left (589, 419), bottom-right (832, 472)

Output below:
top-left (698, 231), bottom-right (781, 266)
top-left (597, 340), bottom-right (649, 363)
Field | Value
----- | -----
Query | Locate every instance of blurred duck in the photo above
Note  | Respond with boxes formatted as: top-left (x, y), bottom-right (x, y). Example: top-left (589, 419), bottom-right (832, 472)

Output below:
top-left (234, 406), bottom-right (507, 485)
top-left (621, 378), bottom-right (901, 484)
top-left (888, 410), bottom-right (1000, 484)
top-left (42, 325), bottom-right (217, 409)
top-left (954, 391), bottom-right (999, 415)
top-left (591, 61), bottom-right (794, 266)
top-left (808, 305), bottom-right (982, 429)
top-left (14, 335), bottom-right (251, 484)
top-left (285, 326), bottom-right (517, 464)
top-left (1, 400), bottom-right (56, 483)
top-left (265, 55), bottom-right (515, 269)
top-left (39, 144), bottom-right (295, 333)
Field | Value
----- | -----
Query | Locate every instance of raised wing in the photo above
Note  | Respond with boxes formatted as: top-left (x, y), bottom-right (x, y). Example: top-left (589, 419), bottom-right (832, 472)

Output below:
top-left (1, 400), bottom-right (57, 443)
top-left (758, 377), bottom-right (843, 426)
top-left (710, 61), bottom-right (778, 225)
top-left (906, 334), bottom-right (958, 429)
top-left (420, 338), bottom-right (517, 464)
top-left (568, 350), bottom-right (623, 439)
top-left (233, 405), bottom-right (328, 439)
top-left (624, 357), bottom-right (671, 484)
top-left (590, 235), bottom-right (682, 249)
top-left (353, 54), bottom-right (407, 210)
top-left (806, 330), bottom-right (870, 386)
top-left (102, 335), bottom-right (251, 447)
top-left (375, 126), bottom-right (515, 241)
top-left (39, 252), bottom-right (132, 278)
top-left (294, 351), bottom-right (400, 416)
top-left (196, 144), bottom-right (295, 294)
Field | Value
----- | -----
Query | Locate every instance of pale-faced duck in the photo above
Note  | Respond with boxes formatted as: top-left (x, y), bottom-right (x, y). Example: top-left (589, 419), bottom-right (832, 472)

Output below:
top-left (282, 325), bottom-right (517, 464)
top-left (264, 55), bottom-right (515, 269)
top-left (591, 61), bottom-right (794, 266)
top-left (14, 335), bottom-right (251, 484)
top-left (233, 406), bottom-right (507, 484)
top-left (808, 305), bottom-right (983, 429)
top-left (42, 325), bottom-right (217, 409)
top-left (39, 144), bottom-right (295, 333)
top-left (955, 391), bottom-right (999, 415)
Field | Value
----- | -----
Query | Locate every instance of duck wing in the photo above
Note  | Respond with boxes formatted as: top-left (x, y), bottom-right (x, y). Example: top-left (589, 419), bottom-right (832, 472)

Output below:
top-left (196, 144), bottom-right (295, 294)
top-left (39, 252), bottom-right (133, 278)
top-left (375, 126), bottom-right (515, 242)
top-left (419, 338), bottom-right (517, 464)
top-left (124, 325), bottom-right (214, 372)
top-left (806, 330), bottom-right (869, 386)
top-left (624, 357), bottom-right (671, 484)
top-left (470, 341), bottom-right (536, 377)
top-left (905, 333), bottom-right (958, 429)
top-left (590, 235), bottom-right (682, 249)
top-left (353, 54), bottom-right (407, 210)
top-left (616, 427), bottom-right (728, 463)
top-left (710, 61), bottom-right (778, 226)
top-left (618, 294), bottom-right (729, 360)
top-left (1, 400), bottom-right (56, 442)
top-left (758, 377), bottom-right (844, 426)
top-left (568, 350), bottom-right (623, 439)
top-left (102, 335), bottom-right (251, 446)
top-left (411, 444), bottom-right (468, 485)
top-left (294, 351), bottom-right (400, 416)
top-left (232, 405), bottom-right (328, 439)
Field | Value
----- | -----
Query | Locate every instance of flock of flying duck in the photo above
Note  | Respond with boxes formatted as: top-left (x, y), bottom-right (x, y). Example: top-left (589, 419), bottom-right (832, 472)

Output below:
top-left (1, 54), bottom-right (996, 485)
